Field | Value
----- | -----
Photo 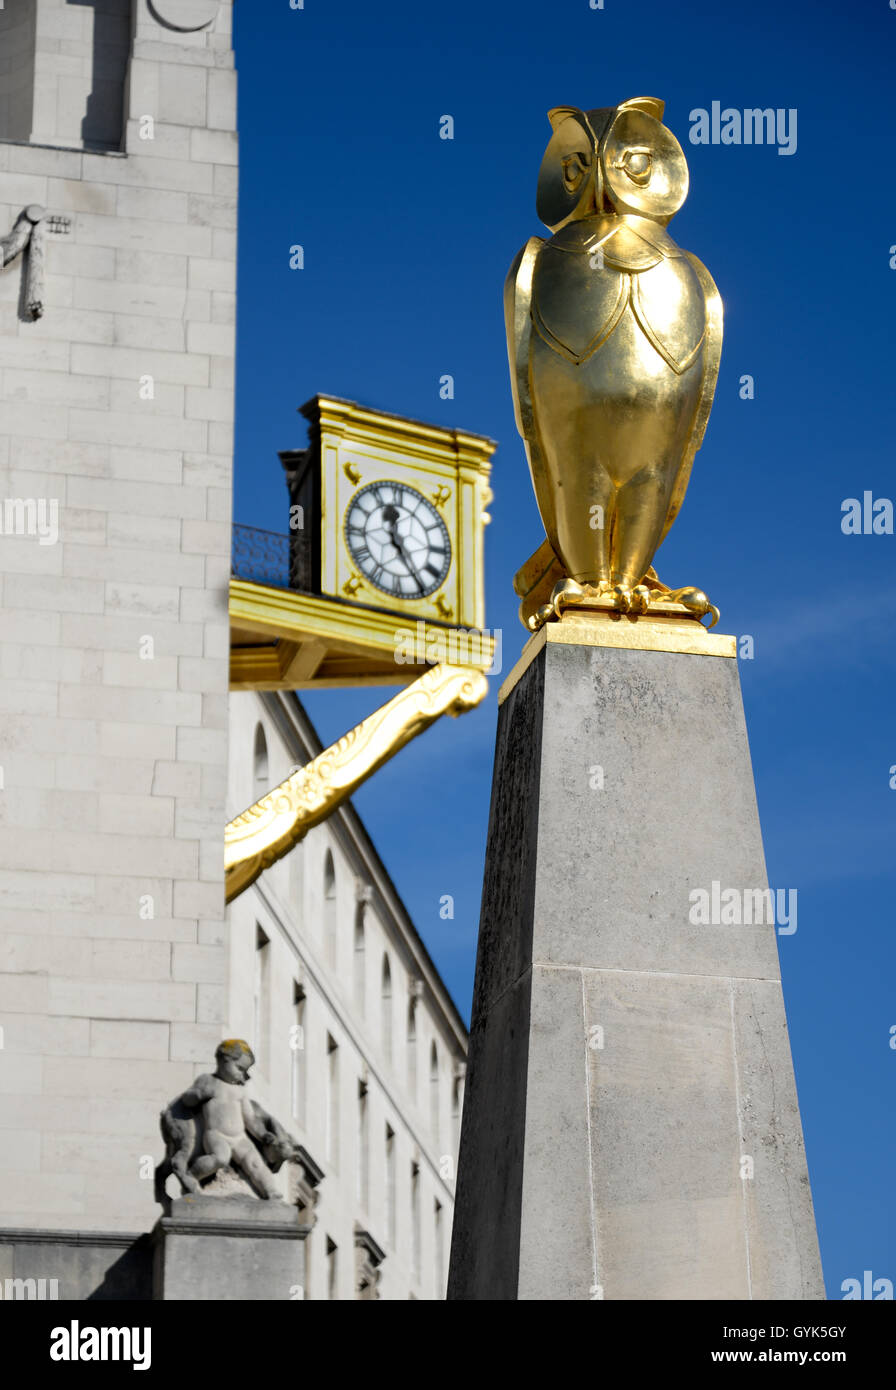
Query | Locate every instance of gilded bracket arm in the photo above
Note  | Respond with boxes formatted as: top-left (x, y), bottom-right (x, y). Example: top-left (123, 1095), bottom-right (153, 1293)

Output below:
top-left (224, 662), bottom-right (489, 903)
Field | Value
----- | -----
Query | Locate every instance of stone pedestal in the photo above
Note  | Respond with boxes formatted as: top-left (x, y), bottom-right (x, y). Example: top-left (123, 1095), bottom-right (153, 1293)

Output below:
top-left (152, 1196), bottom-right (311, 1301)
top-left (448, 617), bottom-right (824, 1301)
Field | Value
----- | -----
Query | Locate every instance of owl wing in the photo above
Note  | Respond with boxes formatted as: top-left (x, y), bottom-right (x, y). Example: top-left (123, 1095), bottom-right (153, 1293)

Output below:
top-left (658, 250), bottom-right (723, 545)
top-left (504, 236), bottom-right (562, 557)
top-left (504, 236), bottom-right (543, 438)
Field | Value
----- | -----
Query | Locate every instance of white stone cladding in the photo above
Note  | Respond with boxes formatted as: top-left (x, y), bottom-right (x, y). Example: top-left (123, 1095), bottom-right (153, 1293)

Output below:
top-left (227, 691), bottom-right (468, 1301)
top-left (0, 1), bottom-right (237, 1232)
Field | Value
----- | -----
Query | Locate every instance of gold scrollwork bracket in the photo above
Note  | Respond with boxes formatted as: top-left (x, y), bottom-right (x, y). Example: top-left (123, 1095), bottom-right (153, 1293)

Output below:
top-left (224, 662), bottom-right (489, 904)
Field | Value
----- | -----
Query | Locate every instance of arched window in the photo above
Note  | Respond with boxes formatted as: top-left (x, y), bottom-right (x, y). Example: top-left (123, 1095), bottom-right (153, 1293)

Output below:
top-left (452, 1072), bottom-right (463, 1152)
top-left (289, 840), bottom-right (305, 921)
top-left (253, 723), bottom-right (268, 797)
top-left (353, 903), bottom-right (365, 1013)
top-left (411, 1161), bottom-right (421, 1280)
top-left (326, 1033), bottom-right (339, 1167)
top-left (326, 1237), bottom-right (338, 1300)
top-left (381, 955), bottom-right (392, 1064)
top-left (385, 1124), bottom-right (396, 1247)
top-left (406, 999), bottom-right (417, 1100)
top-left (253, 925), bottom-right (270, 1074)
top-left (291, 984), bottom-right (306, 1124)
top-left (434, 1199), bottom-right (444, 1294)
top-left (323, 850), bottom-right (337, 966)
top-left (357, 1078), bottom-right (369, 1211)
top-left (429, 1041), bottom-right (439, 1146)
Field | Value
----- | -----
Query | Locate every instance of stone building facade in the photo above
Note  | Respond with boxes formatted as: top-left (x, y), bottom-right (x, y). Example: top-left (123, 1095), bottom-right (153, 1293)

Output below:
top-left (227, 691), bottom-right (468, 1300)
top-left (0, 1), bottom-right (467, 1299)
top-left (0, 1), bottom-right (237, 1239)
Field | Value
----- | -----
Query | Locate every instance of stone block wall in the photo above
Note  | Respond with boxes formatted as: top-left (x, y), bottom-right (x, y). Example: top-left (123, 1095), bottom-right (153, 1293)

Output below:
top-left (0, 0), bottom-right (237, 1237)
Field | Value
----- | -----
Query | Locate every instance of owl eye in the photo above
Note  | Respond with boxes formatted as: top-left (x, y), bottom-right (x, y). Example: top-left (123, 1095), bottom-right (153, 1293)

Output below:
top-left (560, 151), bottom-right (590, 191)
top-left (617, 148), bottom-right (652, 185)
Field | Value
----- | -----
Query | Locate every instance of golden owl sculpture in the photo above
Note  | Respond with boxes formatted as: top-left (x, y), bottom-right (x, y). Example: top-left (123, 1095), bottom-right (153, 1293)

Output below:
top-left (505, 97), bottom-right (723, 630)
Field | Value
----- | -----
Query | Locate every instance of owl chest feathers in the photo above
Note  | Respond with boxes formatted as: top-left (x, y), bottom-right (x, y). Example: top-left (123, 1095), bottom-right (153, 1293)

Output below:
top-left (531, 215), bottom-right (706, 374)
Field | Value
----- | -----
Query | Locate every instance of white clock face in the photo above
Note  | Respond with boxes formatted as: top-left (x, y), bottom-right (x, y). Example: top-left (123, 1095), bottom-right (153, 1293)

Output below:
top-left (344, 482), bottom-right (452, 600)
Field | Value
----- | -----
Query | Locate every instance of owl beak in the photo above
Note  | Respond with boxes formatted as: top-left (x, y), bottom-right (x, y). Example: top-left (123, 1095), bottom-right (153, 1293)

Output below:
top-left (592, 162), bottom-right (607, 214)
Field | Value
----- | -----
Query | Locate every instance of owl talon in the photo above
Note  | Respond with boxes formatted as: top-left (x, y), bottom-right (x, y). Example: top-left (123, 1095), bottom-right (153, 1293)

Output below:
top-left (658, 586), bottom-right (720, 628)
top-left (613, 583), bottom-right (650, 615)
top-left (545, 577), bottom-right (585, 621)
top-left (526, 574), bottom-right (720, 631)
top-left (555, 578), bottom-right (585, 616)
top-left (528, 603), bottom-right (552, 632)
top-left (527, 578), bottom-right (586, 630)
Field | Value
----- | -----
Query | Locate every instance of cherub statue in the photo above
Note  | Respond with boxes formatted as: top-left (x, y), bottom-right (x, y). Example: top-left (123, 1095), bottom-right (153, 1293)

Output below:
top-left (155, 1038), bottom-right (300, 1205)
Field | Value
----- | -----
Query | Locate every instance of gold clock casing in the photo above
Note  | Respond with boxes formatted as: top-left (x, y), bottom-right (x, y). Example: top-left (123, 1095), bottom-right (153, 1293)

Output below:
top-left (295, 395), bottom-right (495, 630)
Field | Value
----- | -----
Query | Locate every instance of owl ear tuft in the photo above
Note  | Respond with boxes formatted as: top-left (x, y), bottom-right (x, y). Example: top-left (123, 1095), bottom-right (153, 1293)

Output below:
top-left (547, 106), bottom-right (583, 131)
top-left (619, 96), bottom-right (665, 121)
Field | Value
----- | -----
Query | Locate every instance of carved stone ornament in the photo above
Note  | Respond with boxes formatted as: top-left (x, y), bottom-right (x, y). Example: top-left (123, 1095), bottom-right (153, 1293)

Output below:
top-left (154, 1039), bottom-right (302, 1209)
top-left (286, 1145), bottom-right (325, 1227)
top-left (148, 0), bottom-right (220, 32)
top-left (0, 205), bottom-right (71, 321)
top-left (354, 1226), bottom-right (386, 1300)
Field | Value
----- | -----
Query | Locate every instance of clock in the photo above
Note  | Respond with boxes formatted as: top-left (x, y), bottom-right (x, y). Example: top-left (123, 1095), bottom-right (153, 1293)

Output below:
top-left (281, 395), bottom-right (495, 628)
top-left (344, 482), bottom-right (452, 600)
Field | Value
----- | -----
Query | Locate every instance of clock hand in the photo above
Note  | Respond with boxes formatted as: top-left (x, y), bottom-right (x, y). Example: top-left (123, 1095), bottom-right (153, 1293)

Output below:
top-left (392, 532), bottom-right (425, 592)
top-left (382, 507), bottom-right (424, 593)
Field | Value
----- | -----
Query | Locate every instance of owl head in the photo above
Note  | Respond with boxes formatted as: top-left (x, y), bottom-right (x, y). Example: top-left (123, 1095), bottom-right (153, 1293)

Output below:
top-left (535, 96), bottom-right (689, 233)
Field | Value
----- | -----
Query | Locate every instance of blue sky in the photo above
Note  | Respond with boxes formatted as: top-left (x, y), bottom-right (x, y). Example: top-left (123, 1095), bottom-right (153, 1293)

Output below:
top-left (231, 0), bottom-right (895, 1297)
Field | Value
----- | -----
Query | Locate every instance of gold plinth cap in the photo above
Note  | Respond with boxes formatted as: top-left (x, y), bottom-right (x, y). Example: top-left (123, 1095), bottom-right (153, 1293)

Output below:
top-left (498, 606), bottom-right (736, 705)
